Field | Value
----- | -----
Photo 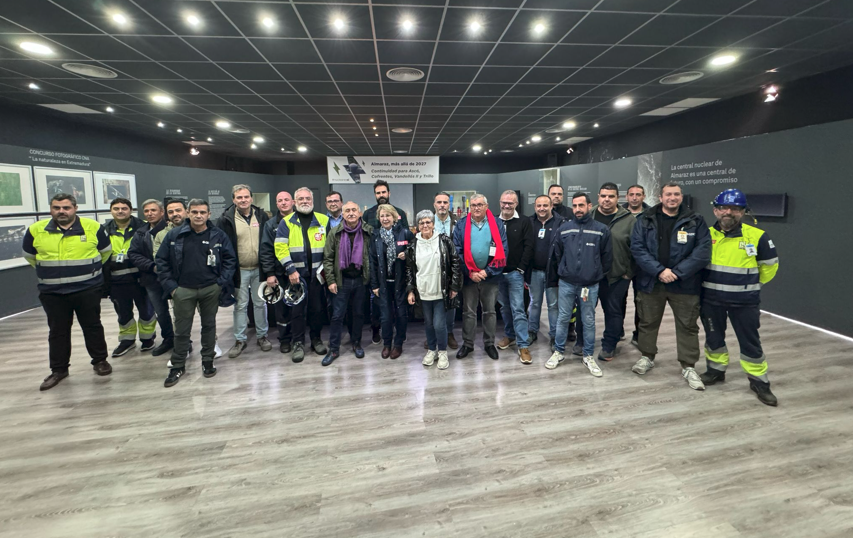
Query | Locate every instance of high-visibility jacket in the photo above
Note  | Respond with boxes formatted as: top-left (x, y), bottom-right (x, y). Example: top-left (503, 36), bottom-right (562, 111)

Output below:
top-left (274, 212), bottom-right (329, 277)
top-left (702, 222), bottom-right (778, 305)
top-left (22, 216), bottom-right (112, 294)
top-left (105, 216), bottom-right (146, 284)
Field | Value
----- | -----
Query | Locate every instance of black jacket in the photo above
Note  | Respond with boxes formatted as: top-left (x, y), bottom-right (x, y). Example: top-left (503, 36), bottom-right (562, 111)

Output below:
top-left (127, 218), bottom-right (168, 288)
top-left (370, 223), bottom-right (414, 292)
top-left (500, 213), bottom-right (534, 274)
top-left (216, 204), bottom-right (270, 287)
top-left (259, 212), bottom-right (287, 280)
top-left (406, 233), bottom-right (462, 311)
top-left (155, 220), bottom-right (237, 299)
top-left (104, 216), bottom-right (146, 285)
top-left (631, 204), bottom-right (711, 295)
top-left (547, 213), bottom-right (613, 287)
top-left (529, 212), bottom-right (564, 277)
top-left (552, 204), bottom-right (572, 219)
top-left (362, 204), bottom-right (409, 231)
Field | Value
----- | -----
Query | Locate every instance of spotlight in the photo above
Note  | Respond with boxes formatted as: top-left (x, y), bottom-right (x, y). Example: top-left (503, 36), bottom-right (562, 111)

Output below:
top-left (190, 147), bottom-right (200, 156)
top-left (562, 121), bottom-right (576, 130)
top-left (177, 128), bottom-right (183, 133)
top-left (402, 19), bottom-right (414, 32)
top-left (112, 13), bottom-right (128, 25)
top-left (262, 17), bottom-right (275, 29)
top-left (151, 94), bottom-right (173, 105)
top-left (764, 85), bottom-right (779, 103)
top-left (594, 123), bottom-right (600, 128)
top-left (298, 146), bottom-right (307, 152)
top-left (28, 82), bottom-right (39, 90)
top-left (472, 144), bottom-right (482, 152)
top-left (710, 54), bottom-right (737, 67)
top-left (106, 106), bottom-right (114, 113)
top-left (556, 137), bottom-right (561, 141)
top-left (251, 143), bottom-right (257, 149)
top-left (566, 147), bottom-right (575, 154)
top-left (369, 118), bottom-right (375, 123)
top-left (375, 133), bottom-right (379, 137)
top-left (488, 149), bottom-right (492, 153)
top-left (253, 136), bottom-right (265, 143)
top-left (526, 140), bottom-right (530, 145)
top-left (19, 42), bottom-right (53, 55)
top-left (469, 21), bottom-right (482, 33)
top-left (207, 137), bottom-right (213, 142)
top-left (157, 122), bottom-right (165, 128)
top-left (215, 120), bottom-right (231, 130)
top-left (333, 18), bottom-right (345, 30)
top-left (533, 23), bottom-right (546, 35)
top-left (372, 126), bottom-right (377, 130)
top-left (186, 14), bottom-right (201, 27)
top-left (614, 98), bottom-right (632, 108)
top-left (532, 135), bottom-right (541, 142)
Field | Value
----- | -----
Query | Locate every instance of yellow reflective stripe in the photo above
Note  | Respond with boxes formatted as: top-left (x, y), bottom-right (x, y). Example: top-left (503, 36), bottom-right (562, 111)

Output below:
top-left (38, 271), bottom-right (102, 285)
top-left (704, 346), bottom-right (729, 366)
top-left (702, 282), bottom-right (761, 292)
top-left (111, 267), bottom-right (139, 276)
top-left (36, 256), bottom-right (100, 267)
top-left (706, 263), bottom-right (758, 275)
top-left (740, 354), bottom-right (768, 378)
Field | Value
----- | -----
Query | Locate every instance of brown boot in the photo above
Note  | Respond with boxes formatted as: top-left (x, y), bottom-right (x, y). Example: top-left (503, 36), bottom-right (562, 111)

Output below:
top-left (40, 370), bottom-right (68, 391)
top-left (519, 348), bottom-right (532, 364)
top-left (447, 332), bottom-right (458, 350)
top-left (381, 346), bottom-right (392, 359)
top-left (93, 360), bottom-right (112, 376)
top-left (390, 346), bottom-right (403, 360)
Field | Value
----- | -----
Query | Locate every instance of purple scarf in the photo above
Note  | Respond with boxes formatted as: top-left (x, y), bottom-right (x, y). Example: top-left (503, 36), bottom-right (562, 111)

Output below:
top-left (339, 219), bottom-right (364, 270)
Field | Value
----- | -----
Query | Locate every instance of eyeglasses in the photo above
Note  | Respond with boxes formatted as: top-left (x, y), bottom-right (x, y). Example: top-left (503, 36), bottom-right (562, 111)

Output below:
top-left (470, 203), bottom-right (485, 208)
top-left (418, 221), bottom-right (433, 227)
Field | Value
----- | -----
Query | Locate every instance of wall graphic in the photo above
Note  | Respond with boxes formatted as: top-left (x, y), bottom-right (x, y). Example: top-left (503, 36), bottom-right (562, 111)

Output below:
top-left (328, 156), bottom-right (439, 184)
top-left (94, 172), bottom-right (137, 210)
top-left (0, 216), bottom-right (36, 270)
top-left (34, 167), bottom-right (94, 213)
top-left (0, 164), bottom-right (35, 215)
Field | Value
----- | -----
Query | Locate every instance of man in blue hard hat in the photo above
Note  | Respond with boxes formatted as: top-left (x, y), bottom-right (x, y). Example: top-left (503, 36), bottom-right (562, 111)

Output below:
top-left (700, 189), bottom-right (780, 406)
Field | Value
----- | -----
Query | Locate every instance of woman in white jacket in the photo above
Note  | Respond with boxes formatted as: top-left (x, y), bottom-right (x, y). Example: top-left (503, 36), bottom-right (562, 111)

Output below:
top-left (406, 210), bottom-right (462, 370)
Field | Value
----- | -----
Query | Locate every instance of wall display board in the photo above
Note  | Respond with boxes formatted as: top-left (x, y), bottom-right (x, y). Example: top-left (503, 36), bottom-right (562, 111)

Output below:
top-left (336, 184), bottom-right (414, 226)
top-left (0, 164), bottom-right (35, 215)
top-left (94, 172), bottom-right (137, 211)
top-left (0, 216), bottom-right (36, 270)
top-left (328, 156), bottom-right (439, 184)
top-left (445, 190), bottom-right (477, 219)
top-left (34, 167), bottom-right (94, 213)
top-left (96, 212), bottom-right (138, 224)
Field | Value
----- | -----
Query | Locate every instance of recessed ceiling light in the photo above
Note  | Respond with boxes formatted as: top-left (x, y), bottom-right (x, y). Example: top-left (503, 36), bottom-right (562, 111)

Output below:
top-left (215, 120), bottom-right (231, 130)
top-left (157, 122), bottom-right (165, 128)
top-left (190, 147), bottom-right (200, 156)
top-left (386, 67), bottom-right (424, 82)
top-left (556, 137), bottom-right (561, 141)
top-left (402, 19), bottom-right (414, 31)
top-left (488, 149), bottom-right (492, 153)
top-left (710, 54), bottom-right (737, 67)
top-left (394, 150), bottom-right (408, 154)
top-left (333, 18), bottom-right (345, 30)
top-left (594, 123), bottom-right (600, 128)
top-left (19, 42), bottom-right (53, 55)
top-left (298, 146), bottom-right (307, 152)
top-left (563, 121), bottom-right (576, 130)
top-left (61, 63), bottom-right (118, 79)
top-left (533, 22), bottom-right (546, 35)
top-left (484, 152), bottom-right (488, 155)
top-left (659, 71), bottom-right (704, 85)
top-left (251, 143), bottom-right (257, 149)
top-left (190, 136), bottom-right (195, 140)
top-left (151, 94), bottom-right (173, 105)
top-left (472, 144), bottom-right (482, 152)
top-left (253, 136), bottom-right (264, 143)
top-left (112, 13), bottom-right (128, 25)
top-left (372, 126), bottom-right (377, 130)
top-left (375, 133), bottom-right (379, 137)
top-left (177, 128), bottom-right (183, 133)
top-left (186, 14), bottom-right (201, 27)
top-left (469, 21), bottom-right (482, 33)
top-left (532, 135), bottom-right (541, 142)
top-left (526, 140), bottom-right (530, 145)
top-left (369, 118), bottom-right (374, 123)
top-left (262, 17), bottom-right (275, 29)
top-left (614, 98), bottom-right (632, 108)
top-left (766, 68), bottom-right (778, 73)
top-left (392, 128), bottom-right (413, 133)
top-left (500, 149), bottom-right (514, 153)
top-left (106, 106), bottom-right (114, 113)
top-left (28, 82), bottom-right (39, 90)
top-left (207, 137), bottom-right (213, 142)
top-left (518, 144), bottom-right (522, 147)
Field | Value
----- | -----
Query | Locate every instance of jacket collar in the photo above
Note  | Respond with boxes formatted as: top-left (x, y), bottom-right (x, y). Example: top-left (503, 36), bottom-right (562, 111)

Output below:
top-left (44, 215), bottom-right (84, 234)
top-left (177, 219), bottom-right (214, 236)
top-left (106, 215), bottom-right (143, 236)
top-left (574, 212), bottom-right (592, 225)
top-left (591, 204), bottom-right (630, 222)
top-left (147, 218), bottom-right (167, 236)
top-left (713, 221), bottom-right (743, 237)
top-left (288, 211), bottom-right (322, 228)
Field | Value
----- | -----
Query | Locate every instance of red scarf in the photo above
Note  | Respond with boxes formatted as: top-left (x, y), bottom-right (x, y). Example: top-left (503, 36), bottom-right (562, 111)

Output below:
top-left (463, 210), bottom-right (506, 274)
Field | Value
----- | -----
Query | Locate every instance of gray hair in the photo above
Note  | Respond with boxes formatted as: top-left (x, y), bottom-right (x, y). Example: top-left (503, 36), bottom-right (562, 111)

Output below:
top-left (294, 187), bottom-right (313, 200)
top-left (187, 198), bottom-right (209, 211)
top-left (415, 210), bottom-right (435, 226)
top-left (470, 193), bottom-right (488, 205)
top-left (500, 189), bottom-right (519, 202)
top-left (231, 184), bottom-right (252, 198)
top-left (141, 198), bottom-right (163, 210)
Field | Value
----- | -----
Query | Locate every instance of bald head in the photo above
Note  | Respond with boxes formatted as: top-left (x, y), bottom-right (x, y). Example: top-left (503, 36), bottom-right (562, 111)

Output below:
top-left (276, 191), bottom-right (293, 217)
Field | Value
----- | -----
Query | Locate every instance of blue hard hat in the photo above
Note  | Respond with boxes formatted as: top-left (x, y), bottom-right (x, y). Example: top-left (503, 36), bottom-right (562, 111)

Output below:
top-left (713, 188), bottom-right (747, 207)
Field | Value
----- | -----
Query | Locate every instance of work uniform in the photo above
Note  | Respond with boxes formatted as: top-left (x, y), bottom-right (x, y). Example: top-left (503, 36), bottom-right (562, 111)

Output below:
top-left (105, 217), bottom-right (156, 345)
top-left (22, 216), bottom-right (112, 371)
top-left (701, 222), bottom-right (779, 382)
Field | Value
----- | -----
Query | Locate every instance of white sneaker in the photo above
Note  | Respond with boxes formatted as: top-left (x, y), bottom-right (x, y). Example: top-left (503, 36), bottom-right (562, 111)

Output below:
top-left (583, 355), bottom-right (603, 377)
top-left (214, 343), bottom-right (223, 359)
top-left (682, 367), bottom-right (705, 391)
top-left (545, 351), bottom-right (565, 370)
top-left (422, 350), bottom-right (437, 366)
top-left (437, 351), bottom-right (449, 370)
top-left (632, 356), bottom-right (655, 375)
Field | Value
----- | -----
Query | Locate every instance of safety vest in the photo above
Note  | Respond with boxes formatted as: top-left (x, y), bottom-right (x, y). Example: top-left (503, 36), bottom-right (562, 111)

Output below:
top-left (23, 217), bottom-right (112, 294)
top-left (274, 212), bottom-right (329, 276)
top-left (106, 216), bottom-right (144, 283)
top-left (702, 222), bottom-right (778, 305)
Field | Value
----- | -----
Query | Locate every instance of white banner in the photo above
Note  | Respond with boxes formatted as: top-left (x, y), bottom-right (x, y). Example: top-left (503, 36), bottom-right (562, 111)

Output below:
top-left (327, 156), bottom-right (439, 184)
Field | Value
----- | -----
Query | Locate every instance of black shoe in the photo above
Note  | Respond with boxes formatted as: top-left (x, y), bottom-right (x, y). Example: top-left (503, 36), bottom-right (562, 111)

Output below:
top-left (322, 351), bottom-right (339, 366)
top-left (456, 345), bottom-right (473, 359)
top-left (164, 367), bottom-right (185, 387)
top-left (527, 331), bottom-right (538, 344)
top-left (112, 340), bottom-right (136, 357)
top-left (152, 338), bottom-right (173, 357)
top-left (40, 369), bottom-right (68, 391)
top-left (372, 327), bottom-right (381, 345)
top-left (279, 341), bottom-right (292, 354)
top-left (93, 360), bottom-right (112, 376)
top-left (140, 339), bottom-right (156, 352)
top-left (750, 380), bottom-right (778, 407)
top-left (202, 361), bottom-right (217, 378)
top-left (700, 370), bottom-right (726, 386)
top-left (292, 342), bottom-right (305, 363)
top-left (311, 338), bottom-right (328, 355)
top-left (485, 345), bottom-right (499, 360)
top-left (352, 342), bottom-right (364, 359)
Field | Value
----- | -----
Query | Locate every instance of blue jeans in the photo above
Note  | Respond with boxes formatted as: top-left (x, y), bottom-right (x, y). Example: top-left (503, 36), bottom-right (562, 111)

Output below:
top-left (498, 271), bottom-right (529, 348)
top-left (234, 268), bottom-right (268, 341)
top-left (422, 299), bottom-right (448, 351)
top-left (145, 283), bottom-right (173, 339)
top-left (446, 307), bottom-right (456, 334)
top-left (379, 280), bottom-right (407, 347)
top-left (555, 280), bottom-right (599, 355)
top-left (577, 277), bottom-right (630, 353)
top-left (528, 269), bottom-right (558, 340)
top-left (330, 277), bottom-right (365, 352)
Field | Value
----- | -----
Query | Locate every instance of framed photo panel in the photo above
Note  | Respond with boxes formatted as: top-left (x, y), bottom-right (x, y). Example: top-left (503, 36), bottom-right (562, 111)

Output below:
top-left (0, 216), bottom-right (36, 271)
top-left (94, 172), bottom-right (137, 211)
top-left (0, 164), bottom-right (36, 215)
top-left (34, 167), bottom-right (95, 213)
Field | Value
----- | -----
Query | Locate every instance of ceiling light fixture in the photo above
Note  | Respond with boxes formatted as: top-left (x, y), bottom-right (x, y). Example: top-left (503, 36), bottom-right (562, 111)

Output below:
top-left (392, 128), bottom-right (412, 133)
top-left (190, 147), bottom-right (200, 156)
top-left (402, 19), bottom-right (414, 31)
top-left (251, 143), bottom-right (257, 149)
top-left (106, 106), bottom-right (114, 113)
top-left (333, 18), bottom-right (345, 31)
top-left (215, 120), bottom-right (231, 130)
top-left (594, 123), bottom-right (600, 128)
top-left (19, 42), bottom-right (53, 55)
top-left (563, 121), bottom-right (576, 130)
top-left (556, 137), bottom-right (561, 141)
top-left (177, 128), bottom-right (183, 133)
top-left (207, 137), bottom-right (213, 142)
top-left (518, 144), bottom-right (523, 147)
top-left (472, 144), bottom-right (482, 152)
top-left (157, 122), bottom-right (165, 128)
top-left (369, 118), bottom-right (374, 123)
top-left (298, 146), bottom-right (307, 152)
top-left (533, 22), bottom-right (546, 35)
top-left (61, 63), bottom-right (118, 79)
top-left (375, 133), bottom-right (379, 137)
top-left (710, 54), bottom-right (737, 67)
top-left (614, 97), bottom-right (632, 108)
top-left (112, 13), bottom-right (128, 25)
top-left (526, 140), bottom-right (530, 145)
top-left (28, 82), bottom-right (39, 90)
top-left (186, 14), bottom-right (201, 27)
top-left (253, 136), bottom-right (264, 143)
top-left (262, 17), bottom-right (275, 29)
top-left (372, 126), bottom-right (377, 130)
top-left (764, 85), bottom-right (779, 103)
top-left (532, 135), bottom-right (541, 142)
top-left (469, 21), bottom-right (482, 33)
top-left (151, 94), bottom-right (173, 105)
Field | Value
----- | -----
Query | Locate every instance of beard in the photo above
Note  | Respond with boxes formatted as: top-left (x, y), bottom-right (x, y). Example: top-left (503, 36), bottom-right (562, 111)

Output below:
top-left (296, 203), bottom-right (314, 215)
top-left (376, 196), bottom-right (389, 205)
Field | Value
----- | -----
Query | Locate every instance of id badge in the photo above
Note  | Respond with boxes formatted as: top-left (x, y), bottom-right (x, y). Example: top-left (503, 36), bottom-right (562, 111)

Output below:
top-left (207, 250), bottom-right (217, 266)
top-left (538, 228), bottom-right (546, 239)
top-left (116, 253), bottom-right (126, 263)
top-left (489, 245), bottom-right (497, 256)
top-left (745, 243), bottom-right (757, 257)
top-left (677, 230), bottom-right (688, 244)
top-left (581, 287), bottom-right (589, 301)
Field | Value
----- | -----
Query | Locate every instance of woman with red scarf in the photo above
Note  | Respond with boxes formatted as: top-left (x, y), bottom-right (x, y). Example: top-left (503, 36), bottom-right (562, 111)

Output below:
top-left (451, 194), bottom-right (508, 361)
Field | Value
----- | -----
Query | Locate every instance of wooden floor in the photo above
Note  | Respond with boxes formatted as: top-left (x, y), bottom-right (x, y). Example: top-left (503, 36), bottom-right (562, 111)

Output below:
top-left (1, 295), bottom-right (852, 538)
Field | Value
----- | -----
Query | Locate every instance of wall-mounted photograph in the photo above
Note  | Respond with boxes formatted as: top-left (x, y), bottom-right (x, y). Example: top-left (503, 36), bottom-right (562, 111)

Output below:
top-left (0, 216), bottom-right (36, 271)
top-left (34, 167), bottom-right (94, 213)
top-left (94, 172), bottom-right (137, 211)
top-left (0, 164), bottom-right (36, 215)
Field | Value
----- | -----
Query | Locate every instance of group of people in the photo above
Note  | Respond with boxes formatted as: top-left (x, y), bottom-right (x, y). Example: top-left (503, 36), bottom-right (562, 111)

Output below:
top-left (22, 179), bottom-right (780, 405)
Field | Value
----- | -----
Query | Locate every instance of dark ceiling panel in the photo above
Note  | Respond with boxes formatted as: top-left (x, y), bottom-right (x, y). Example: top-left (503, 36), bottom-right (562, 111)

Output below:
top-left (376, 40), bottom-right (436, 65)
top-left (620, 15), bottom-right (716, 46)
top-left (562, 12), bottom-right (655, 45)
top-left (184, 37), bottom-right (266, 62)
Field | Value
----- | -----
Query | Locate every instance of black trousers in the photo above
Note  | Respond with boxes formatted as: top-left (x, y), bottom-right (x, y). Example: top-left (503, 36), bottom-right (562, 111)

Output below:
top-left (274, 301), bottom-right (292, 344)
top-left (291, 275), bottom-right (323, 343)
top-left (329, 277), bottom-right (366, 352)
top-left (39, 287), bottom-right (109, 372)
